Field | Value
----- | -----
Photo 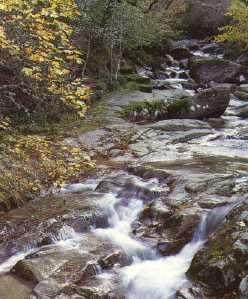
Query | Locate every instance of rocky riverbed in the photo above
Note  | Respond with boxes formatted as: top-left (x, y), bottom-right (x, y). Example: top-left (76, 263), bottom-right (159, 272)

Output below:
top-left (0, 40), bottom-right (247, 299)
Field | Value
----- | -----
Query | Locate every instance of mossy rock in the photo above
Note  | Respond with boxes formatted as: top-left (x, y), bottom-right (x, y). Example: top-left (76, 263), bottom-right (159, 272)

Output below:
top-left (124, 74), bottom-right (151, 84)
top-left (138, 84), bottom-right (153, 93)
top-left (121, 98), bottom-right (189, 121)
top-left (234, 91), bottom-right (248, 101)
top-left (120, 66), bottom-right (135, 75)
top-left (188, 203), bottom-right (248, 294)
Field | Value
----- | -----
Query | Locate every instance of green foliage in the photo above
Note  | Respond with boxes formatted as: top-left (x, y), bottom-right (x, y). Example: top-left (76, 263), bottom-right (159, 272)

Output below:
top-left (77, 0), bottom-right (173, 80)
top-left (121, 98), bottom-right (189, 121)
top-left (216, 1), bottom-right (248, 49)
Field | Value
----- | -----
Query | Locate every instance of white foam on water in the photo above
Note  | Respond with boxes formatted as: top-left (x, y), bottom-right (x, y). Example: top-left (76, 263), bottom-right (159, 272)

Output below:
top-left (122, 241), bottom-right (203, 299)
top-left (0, 250), bottom-right (33, 274)
top-left (94, 192), bottom-right (150, 256)
top-left (61, 179), bottom-right (99, 193)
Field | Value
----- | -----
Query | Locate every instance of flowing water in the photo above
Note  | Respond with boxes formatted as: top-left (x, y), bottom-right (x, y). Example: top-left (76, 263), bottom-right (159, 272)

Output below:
top-left (0, 41), bottom-right (247, 298)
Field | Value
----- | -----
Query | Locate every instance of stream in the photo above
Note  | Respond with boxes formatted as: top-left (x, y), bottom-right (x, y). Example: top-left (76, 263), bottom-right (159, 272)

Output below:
top-left (0, 40), bottom-right (247, 299)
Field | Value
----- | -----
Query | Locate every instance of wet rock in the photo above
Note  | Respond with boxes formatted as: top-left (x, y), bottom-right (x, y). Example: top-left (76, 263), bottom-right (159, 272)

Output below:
top-left (188, 202), bottom-right (248, 296)
top-left (98, 251), bottom-right (127, 270)
top-left (31, 278), bottom-right (63, 299)
top-left (240, 275), bottom-right (248, 297)
top-left (127, 165), bottom-right (171, 182)
top-left (239, 84), bottom-right (248, 93)
top-left (164, 54), bottom-right (178, 67)
top-left (148, 119), bottom-right (211, 131)
top-left (234, 91), bottom-right (248, 101)
top-left (152, 80), bottom-right (173, 90)
top-left (198, 196), bottom-right (231, 209)
top-left (96, 174), bottom-right (166, 202)
top-left (29, 234), bottom-right (123, 298)
top-left (176, 282), bottom-right (203, 299)
top-left (76, 273), bottom-right (124, 299)
top-left (138, 84), bottom-right (153, 93)
top-left (122, 86), bottom-right (230, 121)
top-left (12, 246), bottom-right (83, 283)
top-left (185, 177), bottom-right (235, 197)
top-left (237, 53), bottom-right (248, 67)
top-left (170, 47), bottom-right (193, 60)
top-left (169, 39), bottom-right (200, 51)
top-left (233, 104), bottom-right (248, 117)
top-left (109, 149), bottom-right (124, 158)
top-left (201, 43), bottom-right (224, 56)
top-left (190, 58), bottom-right (241, 84)
top-left (0, 274), bottom-right (32, 299)
top-left (125, 74), bottom-right (151, 84)
top-left (181, 81), bottom-right (199, 91)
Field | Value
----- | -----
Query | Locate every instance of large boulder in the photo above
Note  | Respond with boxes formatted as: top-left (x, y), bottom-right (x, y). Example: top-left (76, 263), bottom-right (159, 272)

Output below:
top-left (122, 86), bottom-right (230, 121)
top-left (189, 57), bottom-right (241, 84)
top-left (185, 0), bottom-right (231, 37)
top-left (188, 202), bottom-right (248, 298)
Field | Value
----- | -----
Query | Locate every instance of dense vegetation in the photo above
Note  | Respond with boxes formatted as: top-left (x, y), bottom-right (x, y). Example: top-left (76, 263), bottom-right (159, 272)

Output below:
top-left (216, 0), bottom-right (248, 49)
top-left (0, 0), bottom-right (247, 211)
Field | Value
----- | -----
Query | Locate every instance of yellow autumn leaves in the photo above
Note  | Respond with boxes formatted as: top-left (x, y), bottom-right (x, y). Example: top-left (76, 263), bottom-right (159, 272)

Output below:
top-left (0, 134), bottom-right (95, 210)
top-left (216, 2), bottom-right (248, 49)
top-left (0, 0), bottom-right (91, 116)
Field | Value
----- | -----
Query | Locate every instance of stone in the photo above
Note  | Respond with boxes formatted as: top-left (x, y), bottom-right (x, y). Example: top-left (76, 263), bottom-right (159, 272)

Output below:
top-left (188, 203), bottom-right (248, 296)
top-left (233, 104), bottom-right (248, 117)
top-left (190, 57), bottom-right (241, 84)
top-left (201, 43), bottom-right (224, 55)
top-left (138, 84), bottom-right (153, 93)
top-left (239, 84), bottom-right (248, 93)
top-left (186, 0), bottom-right (231, 37)
top-left (234, 91), bottom-right (248, 101)
top-left (237, 53), bottom-right (248, 67)
top-left (240, 275), bottom-right (248, 296)
top-left (76, 273), bottom-right (124, 299)
top-left (148, 119), bottom-right (211, 131)
top-left (0, 274), bottom-right (32, 299)
top-left (98, 251), bottom-right (127, 269)
top-left (170, 47), bottom-right (193, 60)
top-left (127, 165), bottom-right (171, 182)
top-left (122, 86), bottom-right (230, 121)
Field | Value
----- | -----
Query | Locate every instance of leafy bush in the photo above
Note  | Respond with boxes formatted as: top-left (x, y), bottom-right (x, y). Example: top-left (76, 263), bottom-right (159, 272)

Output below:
top-left (0, 134), bottom-right (94, 211)
top-left (216, 0), bottom-right (248, 49)
top-left (0, 0), bottom-right (91, 126)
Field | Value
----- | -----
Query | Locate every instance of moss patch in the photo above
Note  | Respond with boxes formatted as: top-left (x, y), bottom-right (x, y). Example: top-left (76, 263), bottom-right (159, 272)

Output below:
top-left (120, 98), bottom-right (189, 121)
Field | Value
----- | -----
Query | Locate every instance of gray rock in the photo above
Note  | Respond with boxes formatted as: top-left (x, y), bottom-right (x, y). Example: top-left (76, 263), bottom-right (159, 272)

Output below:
top-left (147, 119), bottom-right (211, 131)
top-left (190, 57), bottom-right (241, 84)
top-left (239, 84), bottom-right (248, 93)
top-left (237, 53), bottom-right (248, 67)
top-left (234, 91), bottom-right (248, 101)
top-left (240, 275), bottom-right (248, 296)
top-left (123, 86), bottom-right (230, 121)
top-left (188, 203), bottom-right (248, 296)
top-left (76, 273), bottom-right (124, 299)
top-left (233, 104), bottom-right (248, 117)
top-left (186, 0), bottom-right (231, 37)
top-left (0, 274), bottom-right (32, 299)
top-left (170, 47), bottom-right (193, 60)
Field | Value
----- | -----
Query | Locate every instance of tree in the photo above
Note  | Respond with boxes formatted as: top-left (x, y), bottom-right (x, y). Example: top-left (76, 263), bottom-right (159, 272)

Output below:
top-left (76, 0), bottom-right (172, 82)
top-left (216, 0), bottom-right (248, 49)
top-left (0, 0), bottom-right (90, 125)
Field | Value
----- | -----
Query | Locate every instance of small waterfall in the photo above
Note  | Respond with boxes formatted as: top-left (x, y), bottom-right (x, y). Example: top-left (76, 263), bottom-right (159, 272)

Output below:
top-left (193, 203), bottom-right (233, 242)
top-left (0, 250), bottom-right (34, 274)
top-left (93, 192), bottom-right (154, 259)
top-left (121, 202), bottom-right (239, 299)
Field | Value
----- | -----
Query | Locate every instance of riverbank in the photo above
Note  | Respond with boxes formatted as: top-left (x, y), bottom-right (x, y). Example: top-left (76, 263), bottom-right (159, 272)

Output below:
top-left (0, 38), bottom-right (248, 299)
